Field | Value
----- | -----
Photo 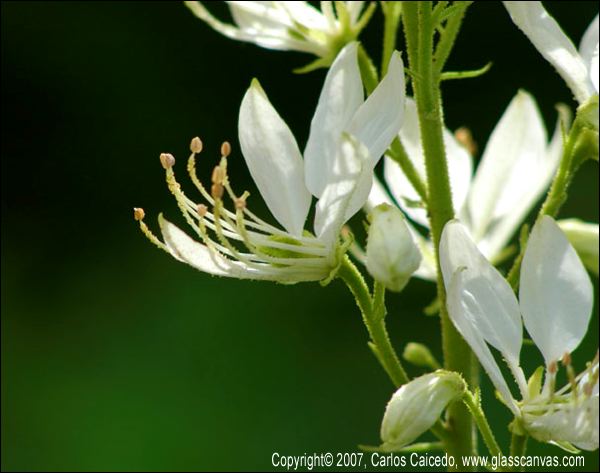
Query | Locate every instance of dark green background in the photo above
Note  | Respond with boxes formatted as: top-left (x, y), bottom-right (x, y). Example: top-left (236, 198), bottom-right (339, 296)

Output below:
top-left (2, 1), bottom-right (598, 471)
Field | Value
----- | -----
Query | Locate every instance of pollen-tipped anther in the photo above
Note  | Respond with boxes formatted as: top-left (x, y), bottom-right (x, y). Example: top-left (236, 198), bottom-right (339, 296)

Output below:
top-left (133, 207), bottom-right (145, 221)
top-left (212, 165), bottom-right (225, 185)
top-left (197, 204), bottom-right (208, 217)
top-left (160, 152), bottom-right (175, 169)
top-left (190, 137), bottom-right (203, 154)
top-left (454, 127), bottom-right (477, 155)
top-left (234, 197), bottom-right (246, 211)
top-left (562, 352), bottom-right (572, 367)
top-left (211, 183), bottom-right (224, 200)
top-left (548, 361), bottom-right (558, 374)
top-left (221, 141), bottom-right (231, 157)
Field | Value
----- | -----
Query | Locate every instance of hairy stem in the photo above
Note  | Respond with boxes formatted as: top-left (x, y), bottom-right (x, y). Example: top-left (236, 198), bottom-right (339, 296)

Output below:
top-left (403, 2), bottom-right (476, 467)
top-left (463, 391), bottom-right (503, 458)
top-left (338, 256), bottom-right (408, 387)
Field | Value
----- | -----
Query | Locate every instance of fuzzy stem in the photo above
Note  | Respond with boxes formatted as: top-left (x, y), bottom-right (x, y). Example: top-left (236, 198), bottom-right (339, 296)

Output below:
top-left (338, 257), bottom-right (409, 387)
top-left (403, 2), bottom-right (476, 467)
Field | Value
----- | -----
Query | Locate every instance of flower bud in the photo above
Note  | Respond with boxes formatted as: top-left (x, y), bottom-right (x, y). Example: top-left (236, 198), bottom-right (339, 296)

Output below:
top-left (381, 371), bottom-right (466, 451)
top-left (366, 204), bottom-right (421, 292)
top-left (558, 219), bottom-right (599, 276)
top-left (403, 342), bottom-right (441, 370)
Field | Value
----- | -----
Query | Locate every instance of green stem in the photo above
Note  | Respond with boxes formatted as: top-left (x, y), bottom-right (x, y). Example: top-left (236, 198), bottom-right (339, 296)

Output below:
top-left (403, 2), bottom-right (476, 466)
top-left (339, 256), bottom-right (449, 443)
top-left (463, 391), bottom-right (503, 457)
top-left (388, 138), bottom-right (429, 203)
top-left (338, 257), bottom-right (408, 387)
top-left (510, 433), bottom-right (528, 471)
top-left (381, 1), bottom-right (402, 76)
top-left (357, 43), bottom-right (379, 95)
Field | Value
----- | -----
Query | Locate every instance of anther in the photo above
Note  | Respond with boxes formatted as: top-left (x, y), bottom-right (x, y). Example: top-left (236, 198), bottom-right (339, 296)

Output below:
top-left (234, 197), bottom-right (246, 210)
top-left (160, 152), bottom-right (175, 169)
top-left (583, 383), bottom-right (593, 397)
top-left (211, 183), bottom-right (224, 200)
top-left (548, 361), bottom-right (558, 374)
top-left (190, 137), bottom-right (203, 154)
top-left (562, 352), bottom-right (572, 367)
top-left (212, 165), bottom-right (225, 185)
top-left (133, 207), bottom-right (145, 221)
top-left (454, 127), bottom-right (477, 155)
top-left (221, 141), bottom-right (231, 157)
top-left (197, 204), bottom-right (208, 217)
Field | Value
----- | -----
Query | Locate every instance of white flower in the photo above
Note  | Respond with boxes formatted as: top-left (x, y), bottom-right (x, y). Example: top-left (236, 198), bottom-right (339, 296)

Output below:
top-left (368, 90), bottom-right (562, 281)
top-left (380, 371), bottom-right (466, 451)
top-left (503, 2), bottom-right (598, 104)
top-left (184, 1), bottom-right (375, 69)
top-left (440, 216), bottom-right (598, 451)
top-left (136, 43), bottom-right (405, 283)
top-left (366, 204), bottom-right (421, 292)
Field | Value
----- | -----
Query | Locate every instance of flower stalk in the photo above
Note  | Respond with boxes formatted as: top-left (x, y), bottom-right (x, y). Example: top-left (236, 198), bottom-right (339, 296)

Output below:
top-left (402, 1), bottom-right (477, 465)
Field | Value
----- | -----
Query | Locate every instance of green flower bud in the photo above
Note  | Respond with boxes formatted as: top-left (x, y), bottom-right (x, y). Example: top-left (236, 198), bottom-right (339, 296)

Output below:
top-left (381, 371), bottom-right (466, 451)
top-left (366, 204), bottom-right (421, 292)
top-left (403, 342), bottom-right (441, 370)
top-left (558, 219), bottom-right (599, 276)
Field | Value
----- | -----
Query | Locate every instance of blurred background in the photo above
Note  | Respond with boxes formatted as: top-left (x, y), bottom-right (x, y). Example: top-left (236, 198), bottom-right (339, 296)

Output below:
top-left (2, 1), bottom-right (598, 471)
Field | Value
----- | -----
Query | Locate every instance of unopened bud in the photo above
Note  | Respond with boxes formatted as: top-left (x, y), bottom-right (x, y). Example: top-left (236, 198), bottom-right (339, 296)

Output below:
top-left (381, 371), bottom-right (466, 451)
top-left (403, 342), bottom-right (441, 370)
top-left (221, 141), bottom-right (231, 157)
top-left (190, 137), bottom-right (203, 154)
top-left (133, 207), bottom-right (145, 221)
top-left (558, 219), bottom-right (599, 276)
top-left (366, 204), bottom-right (421, 292)
top-left (160, 153), bottom-right (175, 169)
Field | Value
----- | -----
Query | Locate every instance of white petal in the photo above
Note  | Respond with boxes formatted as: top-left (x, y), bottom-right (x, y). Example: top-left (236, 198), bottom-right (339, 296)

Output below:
top-left (314, 133), bottom-right (364, 247)
top-left (466, 91), bottom-right (547, 254)
top-left (579, 15), bottom-right (599, 92)
top-left (446, 130), bottom-right (474, 220)
top-left (280, 1), bottom-right (329, 30)
top-left (591, 43), bottom-right (599, 93)
top-left (228, 1), bottom-right (292, 32)
top-left (520, 216), bottom-right (594, 365)
top-left (159, 216), bottom-right (275, 280)
top-left (446, 268), bottom-right (518, 414)
top-left (239, 80), bottom-right (311, 236)
top-left (385, 98), bottom-right (473, 229)
top-left (479, 105), bottom-right (562, 260)
top-left (412, 235), bottom-right (437, 281)
top-left (304, 42), bottom-right (363, 197)
top-left (440, 221), bottom-right (523, 365)
top-left (347, 51), bottom-right (405, 169)
top-left (345, 1), bottom-right (365, 25)
top-left (383, 99), bottom-right (429, 228)
top-left (185, 2), bottom-right (318, 53)
top-left (503, 1), bottom-right (594, 103)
